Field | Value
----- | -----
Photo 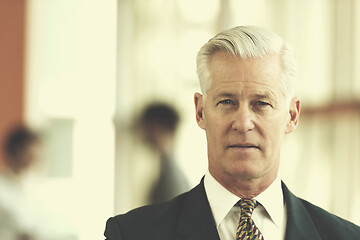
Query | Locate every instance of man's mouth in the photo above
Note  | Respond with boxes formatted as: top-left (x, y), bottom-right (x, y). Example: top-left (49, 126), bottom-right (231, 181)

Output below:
top-left (227, 143), bottom-right (260, 150)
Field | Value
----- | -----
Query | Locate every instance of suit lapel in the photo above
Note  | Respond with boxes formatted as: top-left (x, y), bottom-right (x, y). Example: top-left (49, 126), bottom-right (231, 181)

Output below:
top-left (172, 179), bottom-right (220, 240)
top-left (172, 179), bottom-right (324, 240)
top-left (282, 182), bottom-right (322, 240)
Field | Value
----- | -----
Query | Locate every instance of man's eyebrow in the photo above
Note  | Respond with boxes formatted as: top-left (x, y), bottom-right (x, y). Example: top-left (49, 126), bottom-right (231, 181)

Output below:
top-left (251, 93), bottom-right (275, 100)
top-left (213, 92), bottom-right (237, 99)
top-left (212, 92), bottom-right (277, 101)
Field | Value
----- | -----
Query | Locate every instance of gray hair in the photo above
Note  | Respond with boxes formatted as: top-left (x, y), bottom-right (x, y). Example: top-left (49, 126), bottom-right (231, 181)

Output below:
top-left (196, 26), bottom-right (297, 102)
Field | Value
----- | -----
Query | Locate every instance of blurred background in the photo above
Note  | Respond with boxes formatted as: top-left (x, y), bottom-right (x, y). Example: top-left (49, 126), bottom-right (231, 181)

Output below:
top-left (0, 0), bottom-right (359, 239)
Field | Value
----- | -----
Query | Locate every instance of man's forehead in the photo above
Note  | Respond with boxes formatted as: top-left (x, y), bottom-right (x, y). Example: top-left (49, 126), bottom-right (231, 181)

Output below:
top-left (208, 52), bottom-right (283, 97)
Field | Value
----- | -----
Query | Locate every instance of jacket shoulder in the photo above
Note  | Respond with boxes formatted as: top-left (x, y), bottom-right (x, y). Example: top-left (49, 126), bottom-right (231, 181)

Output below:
top-left (299, 197), bottom-right (360, 238)
top-left (282, 182), bottom-right (360, 239)
top-left (105, 186), bottom-right (198, 239)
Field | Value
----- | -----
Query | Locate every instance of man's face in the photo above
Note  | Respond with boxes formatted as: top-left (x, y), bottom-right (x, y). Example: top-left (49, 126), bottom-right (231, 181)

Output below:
top-left (195, 51), bottom-right (300, 185)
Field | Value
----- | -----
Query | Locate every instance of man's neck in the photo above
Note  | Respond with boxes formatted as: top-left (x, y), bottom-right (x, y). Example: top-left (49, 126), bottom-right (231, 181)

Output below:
top-left (209, 170), bottom-right (277, 199)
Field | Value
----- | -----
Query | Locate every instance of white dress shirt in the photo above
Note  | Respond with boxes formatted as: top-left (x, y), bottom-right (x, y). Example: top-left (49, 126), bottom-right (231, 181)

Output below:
top-left (204, 172), bottom-right (287, 240)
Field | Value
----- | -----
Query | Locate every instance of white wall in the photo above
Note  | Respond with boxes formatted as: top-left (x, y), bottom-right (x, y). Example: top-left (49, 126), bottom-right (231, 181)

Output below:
top-left (25, 1), bottom-right (117, 239)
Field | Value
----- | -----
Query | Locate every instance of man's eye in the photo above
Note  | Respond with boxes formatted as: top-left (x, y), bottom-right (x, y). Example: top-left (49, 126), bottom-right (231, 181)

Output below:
top-left (255, 101), bottom-right (271, 107)
top-left (218, 99), bottom-right (234, 105)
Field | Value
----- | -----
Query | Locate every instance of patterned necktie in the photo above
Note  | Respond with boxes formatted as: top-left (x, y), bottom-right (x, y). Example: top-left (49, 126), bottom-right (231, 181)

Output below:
top-left (236, 199), bottom-right (264, 240)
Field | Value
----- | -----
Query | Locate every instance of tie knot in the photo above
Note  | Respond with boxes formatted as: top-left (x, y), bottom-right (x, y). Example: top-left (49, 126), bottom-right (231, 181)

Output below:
top-left (237, 199), bottom-right (258, 219)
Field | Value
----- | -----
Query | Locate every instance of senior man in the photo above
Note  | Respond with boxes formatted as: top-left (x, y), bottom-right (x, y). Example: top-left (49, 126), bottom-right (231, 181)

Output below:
top-left (104, 26), bottom-right (360, 240)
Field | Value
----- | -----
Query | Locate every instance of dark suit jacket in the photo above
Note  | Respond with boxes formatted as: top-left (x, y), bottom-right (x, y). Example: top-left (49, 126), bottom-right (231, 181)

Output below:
top-left (104, 180), bottom-right (360, 240)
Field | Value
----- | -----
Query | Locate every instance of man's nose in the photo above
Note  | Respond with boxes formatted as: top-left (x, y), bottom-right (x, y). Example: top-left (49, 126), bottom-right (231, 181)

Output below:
top-left (231, 105), bottom-right (255, 133)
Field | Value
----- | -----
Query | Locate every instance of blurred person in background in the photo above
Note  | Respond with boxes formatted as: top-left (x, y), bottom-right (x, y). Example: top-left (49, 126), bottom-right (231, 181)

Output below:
top-left (0, 125), bottom-right (41, 240)
top-left (1, 126), bottom-right (41, 176)
top-left (137, 103), bottom-right (190, 204)
top-left (0, 125), bottom-right (76, 240)
top-left (104, 26), bottom-right (360, 239)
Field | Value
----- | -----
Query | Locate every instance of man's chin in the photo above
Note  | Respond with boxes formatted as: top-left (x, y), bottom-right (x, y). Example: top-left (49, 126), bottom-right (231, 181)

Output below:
top-left (225, 161), bottom-right (265, 179)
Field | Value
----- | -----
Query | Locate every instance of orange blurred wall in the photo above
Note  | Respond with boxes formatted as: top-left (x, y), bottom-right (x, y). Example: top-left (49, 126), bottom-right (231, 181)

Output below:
top-left (0, 0), bottom-right (26, 164)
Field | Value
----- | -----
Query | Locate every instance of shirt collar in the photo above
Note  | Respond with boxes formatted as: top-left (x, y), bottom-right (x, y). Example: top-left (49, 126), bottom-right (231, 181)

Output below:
top-left (204, 171), bottom-right (239, 228)
top-left (204, 171), bottom-right (284, 228)
top-left (255, 175), bottom-right (284, 228)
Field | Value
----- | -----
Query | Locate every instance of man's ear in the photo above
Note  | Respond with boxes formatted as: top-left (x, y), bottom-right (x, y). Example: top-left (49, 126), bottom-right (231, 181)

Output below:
top-left (285, 97), bottom-right (301, 134)
top-left (194, 93), bottom-right (205, 130)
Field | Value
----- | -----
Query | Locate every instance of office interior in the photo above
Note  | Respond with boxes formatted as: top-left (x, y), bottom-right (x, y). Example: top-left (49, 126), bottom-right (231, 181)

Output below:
top-left (0, 0), bottom-right (359, 239)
